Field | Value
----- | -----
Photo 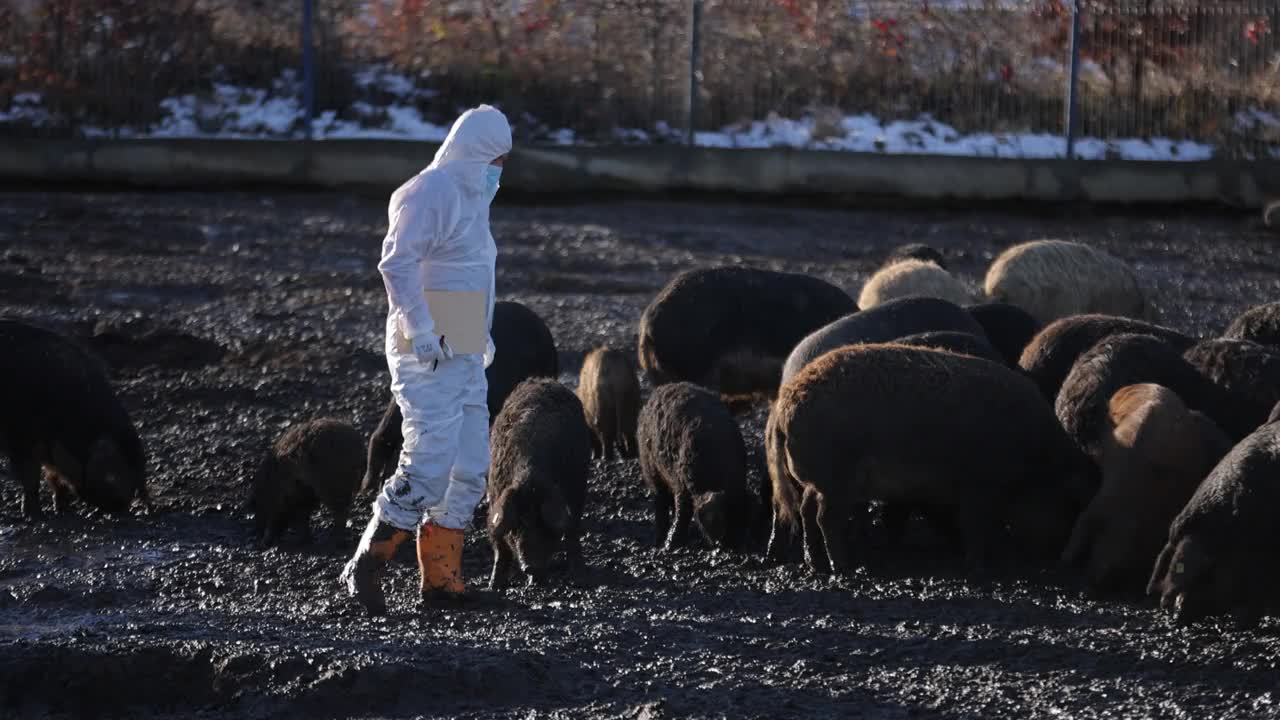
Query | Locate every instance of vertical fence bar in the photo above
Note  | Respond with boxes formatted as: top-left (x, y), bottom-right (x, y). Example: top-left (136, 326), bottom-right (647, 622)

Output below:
top-left (302, 0), bottom-right (316, 140)
top-left (687, 0), bottom-right (703, 146)
top-left (1064, 0), bottom-right (1082, 158)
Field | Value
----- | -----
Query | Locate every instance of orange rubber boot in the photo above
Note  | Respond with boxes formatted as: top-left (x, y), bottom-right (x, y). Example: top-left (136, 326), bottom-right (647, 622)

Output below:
top-left (418, 522), bottom-right (466, 603)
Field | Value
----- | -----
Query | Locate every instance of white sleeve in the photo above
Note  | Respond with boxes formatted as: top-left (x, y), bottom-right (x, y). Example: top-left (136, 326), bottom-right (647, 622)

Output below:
top-left (376, 187), bottom-right (457, 339)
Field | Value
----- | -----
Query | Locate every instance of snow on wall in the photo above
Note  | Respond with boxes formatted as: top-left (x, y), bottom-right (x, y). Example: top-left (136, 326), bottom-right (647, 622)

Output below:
top-left (0, 67), bottom-right (1236, 161)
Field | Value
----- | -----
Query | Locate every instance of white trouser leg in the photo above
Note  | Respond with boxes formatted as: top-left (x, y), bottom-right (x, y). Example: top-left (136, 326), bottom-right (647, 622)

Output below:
top-left (426, 360), bottom-right (490, 530)
top-left (373, 346), bottom-right (482, 532)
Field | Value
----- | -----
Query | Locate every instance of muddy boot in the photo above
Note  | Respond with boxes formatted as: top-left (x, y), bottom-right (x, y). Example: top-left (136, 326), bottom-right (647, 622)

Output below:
top-left (339, 515), bottom-right (412, 616)
top-left (418, 522), bottom-right (466, 607)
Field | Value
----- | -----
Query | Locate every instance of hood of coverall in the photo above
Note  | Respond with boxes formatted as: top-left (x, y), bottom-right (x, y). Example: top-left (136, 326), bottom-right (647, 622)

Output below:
top-left (426, 104), bottom-right (513, 196)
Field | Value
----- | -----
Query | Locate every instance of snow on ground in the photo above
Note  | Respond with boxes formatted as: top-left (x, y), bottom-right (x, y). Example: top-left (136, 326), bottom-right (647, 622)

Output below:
top-left (0, 68), bottom-right (1241, 161)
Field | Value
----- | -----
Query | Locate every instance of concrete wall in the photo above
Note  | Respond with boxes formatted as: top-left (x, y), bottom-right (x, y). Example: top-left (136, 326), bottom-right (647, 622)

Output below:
top-left (3, 138), bottom-right (1279, 208)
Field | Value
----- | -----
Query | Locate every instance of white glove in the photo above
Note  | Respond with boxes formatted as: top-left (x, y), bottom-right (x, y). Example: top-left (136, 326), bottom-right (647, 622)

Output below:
top-left (411, 333), bottom-right (453, 368)
top-left (483, 337), bottom-right (496, 368)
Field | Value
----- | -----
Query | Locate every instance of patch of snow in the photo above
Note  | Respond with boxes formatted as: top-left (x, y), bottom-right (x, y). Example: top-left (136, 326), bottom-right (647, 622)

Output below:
top-left (612, 127), bottom-right (650, 144)
top-left (316, 104), bottom-right (449, 140)
top-left (685, 112), bottom-right (1216, 161)
top-left (354, 65), bottom-right (437, 100)
top-left (0, 92), bottom-right (53, 127)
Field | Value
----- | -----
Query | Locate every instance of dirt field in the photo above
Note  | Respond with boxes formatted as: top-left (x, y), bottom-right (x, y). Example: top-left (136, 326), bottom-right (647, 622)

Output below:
top-left (1, 190), bottom-right (1279, 719)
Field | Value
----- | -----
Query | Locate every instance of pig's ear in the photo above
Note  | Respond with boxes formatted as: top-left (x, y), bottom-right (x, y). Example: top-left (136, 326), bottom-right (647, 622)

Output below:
top-left (541, 495), bottom-right (570, 534)
top-left (489, 488), bottom-right (515, 536)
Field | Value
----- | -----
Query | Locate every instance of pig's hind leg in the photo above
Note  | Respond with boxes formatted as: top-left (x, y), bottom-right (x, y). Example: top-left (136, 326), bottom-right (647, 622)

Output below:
top-left (816, 489), bottom-right (853, 574)
top-left (666, 491), bottom-right (693, 550)
top-left (800, 487), bottom-right (831, 574)
top-left (489, 539), bottom-right (515, 590)
top-left (11, 449), bottom-right (44, 519)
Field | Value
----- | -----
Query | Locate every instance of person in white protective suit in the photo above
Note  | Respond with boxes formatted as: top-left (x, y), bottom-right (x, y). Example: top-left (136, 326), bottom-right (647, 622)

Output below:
top-left (340, 104), bottom-right (511, 615)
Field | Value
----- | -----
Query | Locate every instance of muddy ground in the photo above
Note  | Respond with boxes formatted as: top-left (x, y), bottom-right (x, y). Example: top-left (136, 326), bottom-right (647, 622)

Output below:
top-left (1, 190), bottom-right (1279, 719)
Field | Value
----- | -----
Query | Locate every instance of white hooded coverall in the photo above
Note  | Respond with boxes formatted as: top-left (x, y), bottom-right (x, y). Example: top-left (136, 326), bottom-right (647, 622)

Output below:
top-left (373, 105), bottom-right (512, 532)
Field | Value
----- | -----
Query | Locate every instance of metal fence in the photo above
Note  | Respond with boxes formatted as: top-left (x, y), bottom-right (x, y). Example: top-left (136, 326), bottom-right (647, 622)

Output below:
top-left (1, 1), bottom-right (1278, 159)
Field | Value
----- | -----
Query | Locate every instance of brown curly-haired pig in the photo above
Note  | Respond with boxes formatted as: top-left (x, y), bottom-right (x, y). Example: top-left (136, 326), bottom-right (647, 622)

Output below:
top-left (767, 343), bottom-right (1095, 575)
top-left (251, 417), bottom-right (367, 547)
top-left (577, 347), bottom-right (641, 461)
top-left (636, 382), bottom-right (750, 552)
top-left (1060, 384), bottom-right (1231, 597)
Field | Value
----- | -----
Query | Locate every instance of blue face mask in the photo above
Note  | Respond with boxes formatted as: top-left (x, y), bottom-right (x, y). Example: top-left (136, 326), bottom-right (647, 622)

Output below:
top-left (484, 165), bottom-right (502, 202)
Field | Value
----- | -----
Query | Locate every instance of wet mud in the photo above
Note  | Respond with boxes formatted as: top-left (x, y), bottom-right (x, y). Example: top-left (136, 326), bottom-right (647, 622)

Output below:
top-left (1, 191), bottom-right (1279, 718)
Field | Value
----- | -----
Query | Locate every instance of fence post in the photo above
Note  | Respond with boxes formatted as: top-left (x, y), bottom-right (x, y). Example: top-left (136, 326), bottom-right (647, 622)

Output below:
top-left (1064, 0), bottom-right (1082, 159)
top-left (687, 0), bottom-right (702, 146)
top-left (302, 0), bottom-right (316, 140)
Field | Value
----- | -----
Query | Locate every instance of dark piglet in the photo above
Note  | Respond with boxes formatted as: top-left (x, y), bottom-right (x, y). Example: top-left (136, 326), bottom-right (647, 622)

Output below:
top-left (966, 302), bottom-right (1042, 367)
top-left (251, 417), bottom-right (367, 547)
top-left (0, 317), bottom-right (148, 517)
top-left (1018, 313), bottom-right (1194, 403)
top-left (781, 296), bottom-right (987, 385)
top-left (893, 330), bottom-right (1003, 364)
top-left (638, 266), bottom-right (857, 395)
top-left (881, 243), bottom-right (946, 270)
top-left (363, 300), bottom-right (559, 489)
top-left (1147, 421), bottom-right (1280, 628)
top-left (1061, 384), bottom-right (1231, 596)
top-left (577, 347), bottom-right (641, 461)
top-left (637, 382), bottom-right (750, 551)
top-left (1055, 333), bottom-right (1251, 460)
top-left (1220, 301), bottom-right (1280, 348)
top-left (487, 379), bottom-right (592, 588)
top-left (768, 343), bottom-right (1094, 574)
top-left (1183, 338), bottom-right (1280, 432)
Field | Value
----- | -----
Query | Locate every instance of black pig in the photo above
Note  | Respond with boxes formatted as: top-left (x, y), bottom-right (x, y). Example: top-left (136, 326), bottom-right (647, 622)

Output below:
top-left (637, 266), bottom-right (857, 395)
top-left (893, 330), bottom-right (1003, 364)
top-left (251, 417), bottom-right (367, 547)
top-left (881, 243), bottom-right (946, 270)
top-left (1147, 421), bottom-right (1280, 628)
top-left (781, 296), bottom-right (987, 385)
top-left (0, 317), bottom-right (148, 517)
top-left (1183, 338), bottom-right (1280, 432)
top-left (1221, 301), bottom-right (1280, 348)
top-left (636, 382), bottom-right (750, 551)
top-left (1018, 314), bottom-right (1194, 403)
top-left (965, 302), bottom-right (1042, 368)
top-left (486, 379), bottom-right (592, 588)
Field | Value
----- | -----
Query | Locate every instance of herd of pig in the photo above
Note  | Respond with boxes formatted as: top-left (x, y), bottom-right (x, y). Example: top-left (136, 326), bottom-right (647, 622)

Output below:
top-left (4, 236), bottom-right (1280, 628)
